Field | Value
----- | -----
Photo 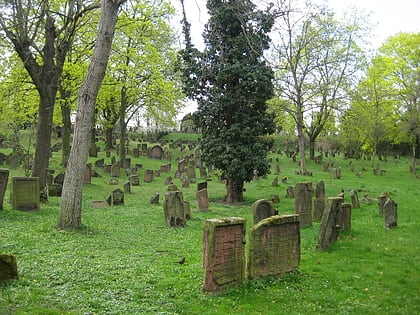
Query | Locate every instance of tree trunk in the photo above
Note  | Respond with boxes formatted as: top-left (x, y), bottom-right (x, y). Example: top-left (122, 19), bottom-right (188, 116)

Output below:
top-left (105, 126), bottom-right (114, 151)
top-left (223, 178), bottom-right (244, 203)
top-left (32, 92), bottom-right (55, 200)
top-left (297, 123), bottom-right (307, 175)
top-left (58, 0), bottom-right (125, 229)
top-left (118, 87), bottom-right (127, 165)
top-left (61, 103), bottom-right (72, 167)
top-left (309, 136), bottom-right (316, 161)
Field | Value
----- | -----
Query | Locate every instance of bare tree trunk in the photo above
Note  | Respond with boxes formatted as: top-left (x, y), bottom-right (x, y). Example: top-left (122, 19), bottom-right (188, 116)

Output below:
top-left (297, 124), bottom-right (307, 175)
top-left (309, 136), bottom-right (316, 161)
top-left (105, 127), bottom-right (114, 151)
top-left (118, 87), bottom-right (127, 165)
top-left (58, 0), bottom-right (126, 229)
top-left (223, 178), bottom-right (244, 203)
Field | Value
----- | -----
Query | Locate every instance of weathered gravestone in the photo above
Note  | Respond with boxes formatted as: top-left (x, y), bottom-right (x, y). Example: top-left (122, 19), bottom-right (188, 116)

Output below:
top-left (378, 193), bottom-right (388, 216)
top-left (148, 145), bottom-right (164, 159)
top-left (129, 174), bottom-right (139, 186)
top-left (286, 186), bottom-right (294, 198)
top-left (144, 170), bottom-right (154, 183)
top-left (331, 167), bottom-right (342, 179)
top-left (184, 200), bottom-right (192, 220)
top-left (54, 172), bottom-right (65, 185)
top-left (163, 191), bottom-right (186, 227)
top-left (124, 181), bottom-right (131, 194)
top-left (150, 193), bottom-right (159, 204)
top-left (248, 214), bottom-right (300, 280)
top-left (48, 183), bottom-right (62, 197)
top-left (383, 198), bottom-right (397, 229)
top-left (339, 203), bottom-right (352, 231)
top-left (202, 217), bottom-right (246, 294)
top-left (0, 169), bottom-right (9, 210)
top-left (95, 158), bottom-right (105, 168)
top-left (106, 188), bottom-right (124, 206)
top-left (317, 197), bottom-right (343, 250)
top-left (197, 188), bottom-right (209, 212)
top-left (294, 182), bottom-right (313, 228)
top-left (252, 199), bottom-right (276, 225)
top-left (313, 180), bottom-right (325, 221)
top-left (0, 254), bottom-right (18, 285)
top-left (186, 166), bottom-right (196, 183)
top-left (83, 164), bottom-right (92, 184)
top-left (10, 177), bottom-right (39, 211)
top-left (350, 189), bottom-right (360, 209)
top-left (111, 164), bottom-right (120, 178)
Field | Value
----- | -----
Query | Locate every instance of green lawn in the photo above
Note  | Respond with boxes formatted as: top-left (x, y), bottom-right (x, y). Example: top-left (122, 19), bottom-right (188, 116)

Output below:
top-left (1, 140), bottom-right (419, 314)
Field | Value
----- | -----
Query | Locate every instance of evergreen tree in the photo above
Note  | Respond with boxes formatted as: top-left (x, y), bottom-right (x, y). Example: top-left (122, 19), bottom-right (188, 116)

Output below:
top-left (180, 0), bottom-right (275, 203)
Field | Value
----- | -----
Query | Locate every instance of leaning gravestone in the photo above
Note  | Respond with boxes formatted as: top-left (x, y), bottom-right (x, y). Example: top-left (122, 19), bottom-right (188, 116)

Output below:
top-left (10, 177), bottom-right (39, 211)
top-left (248, 214), bottom-right (300, 280)
top-left (350, 189), bottom-right (360, 209)
top-left (383, 198), bottom-right (397, 229)
top-left (106, 188), bottom-right (124, 206)
top-left (163, 191), bottom-right (186, 227)
top-left (317, 197), bottom-right (343, 250)
top-left (252, 199), bottom-right (275, 225)
top-left (339, 203), bottom-right (352, 231)
top-left (0, 169), bottom-right (9, 210)
top-left (294, 182), bottom-right (313, 228)
top-left (0, 254), bottom-right (18, 285)
top-left (202, 217), bottom-right (246, 294)
top-left (313, 180), bottom-right (325, 221)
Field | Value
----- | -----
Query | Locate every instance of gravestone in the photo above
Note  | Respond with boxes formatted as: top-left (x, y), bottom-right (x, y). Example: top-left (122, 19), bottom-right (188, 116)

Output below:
top-left (294, 182), bottom-right (313, 228)
top-left (54, 172), bottom-right (65, 185)
top-left (202, 217), bottom-right (246, 294)
top-left (313, 180), bottom-right (325, 221)
top-left (197, 182), bottom-right (207, 191)
top-left (0, 152), bottom-right (5, 165)
top-left (124, 181), bottom-right (131, 194)
top-left (197, 188), bottom-right (209, 212)
top-left (144, 170), bottom-right (154, 183)
top-left (252, 199), bottom-right (275, 225)
top-left (350, 189), bottom-right (360, 209)
top-left (154, 170), bottom-right (160, 177)
top-left (148, 145), bottom-right (164, 159)
top-left (106, 188), bottom-right (124, 206)
top-left (163, 191), bottom-right (186, 227)
top-left (274, 163), bottom-right (281, 175)
top-left (150, 193), bottom-right (159, 204)
top-left (129, 174), bottom-right (139, 186)
top-left (272, 176), bottom-right (278, 187)
top-left (184, 200), bottom-right (192, 220)
top-left (83, 164), bottom-right (92, 184)
top-left (331, 167), bottom-right (342, 179)
top-left (0, 169), bottom-right (9, 210)
top-left (178, 159), bottom-right (186, 172)
top-left (94, 158), bottom-right (104, 168)
top-left (383, 198), bottom-right (397, 228)
top-left (378, 193), bottom-right (388, 216)
top-left (199, 167), bottom-right (208, 179)
top-left (317, 197), bottom-right (343, 250)
top-left (132, 148), bottom-right (140, 158)
top-left (286, 186), bottom-right (294, 198)
top-left (248, 214), bottom-right (300, 280)
top-left (186, 166), bottom-right (196, 183)
top-left (123, 158), bottom-right (131, 169)
top-left (164, 176), bottom-right (173, 185)
top-left (10, 177), bottom-right (40, 211)
top-left (111, 164), bottom-right (120, 178)
top-left (104, 164), bottom-right (112, 173)
top-left (0, 254), bottom-right (18, 285)
top-left (48, 183), bottom-right (62, 197)
top-left (339, 203), bottom-right (352, 231)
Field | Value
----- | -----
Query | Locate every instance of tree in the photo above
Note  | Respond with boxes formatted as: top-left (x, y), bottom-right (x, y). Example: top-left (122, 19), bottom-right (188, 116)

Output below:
top-left (180, 0), bottom-right (275, 203)
top-left (270, 1), bottom-right (368, 173)
top-left (58, 0), bottom-right (126, 230)
top-left (0, 0), bottom-right (98, 198)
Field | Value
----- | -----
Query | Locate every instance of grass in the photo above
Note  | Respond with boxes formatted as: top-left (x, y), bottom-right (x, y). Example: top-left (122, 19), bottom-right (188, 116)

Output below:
top-left (1, 136), bottom-right (420, 314)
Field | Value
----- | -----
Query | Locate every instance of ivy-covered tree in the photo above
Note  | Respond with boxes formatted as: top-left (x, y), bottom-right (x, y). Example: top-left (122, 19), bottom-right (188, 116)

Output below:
top-left (180, 0), bottom-right (275, 203)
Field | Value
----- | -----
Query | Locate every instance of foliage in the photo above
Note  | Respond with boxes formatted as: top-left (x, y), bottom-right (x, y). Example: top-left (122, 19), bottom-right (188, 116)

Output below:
top-left (179, 0), bottom-right (276, 201)
top-left (1, 134), bottom-right (419, 313)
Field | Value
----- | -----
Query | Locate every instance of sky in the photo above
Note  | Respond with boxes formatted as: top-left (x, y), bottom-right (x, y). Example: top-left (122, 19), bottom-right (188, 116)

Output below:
top-left (171, 0), bottom-right (420, 117)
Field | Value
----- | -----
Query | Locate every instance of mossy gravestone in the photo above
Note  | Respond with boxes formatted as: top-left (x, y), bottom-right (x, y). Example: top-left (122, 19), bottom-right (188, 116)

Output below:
top-left (294, 182), bottom-right (313, 228)
top-left (317, 197), bottom-right (343, 250)
top-left (248, 214), bottom-right (300, 280)
top-left (10, 177), bottom-right (39, 211)
top-left (0, 254), bottom-right (18, 285)
top-left (0, 169), bottom-right (9, 210)
top-left (313, 180), bottom-right (325, 221)
top-left (202, 217), bottom-right (246, 294)
top-left (252, 199), bottom-right (275, 225)
top-left (163, 191), bottom-right (186, 227)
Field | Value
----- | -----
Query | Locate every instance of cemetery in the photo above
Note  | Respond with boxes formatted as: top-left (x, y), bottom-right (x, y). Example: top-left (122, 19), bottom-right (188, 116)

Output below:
top-left (0, 131), bottom-right (418, 314)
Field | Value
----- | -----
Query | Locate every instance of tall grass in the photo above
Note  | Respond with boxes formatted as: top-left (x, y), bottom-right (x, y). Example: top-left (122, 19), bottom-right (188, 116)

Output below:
top-left (0, 137), bottom-right (419, 314)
